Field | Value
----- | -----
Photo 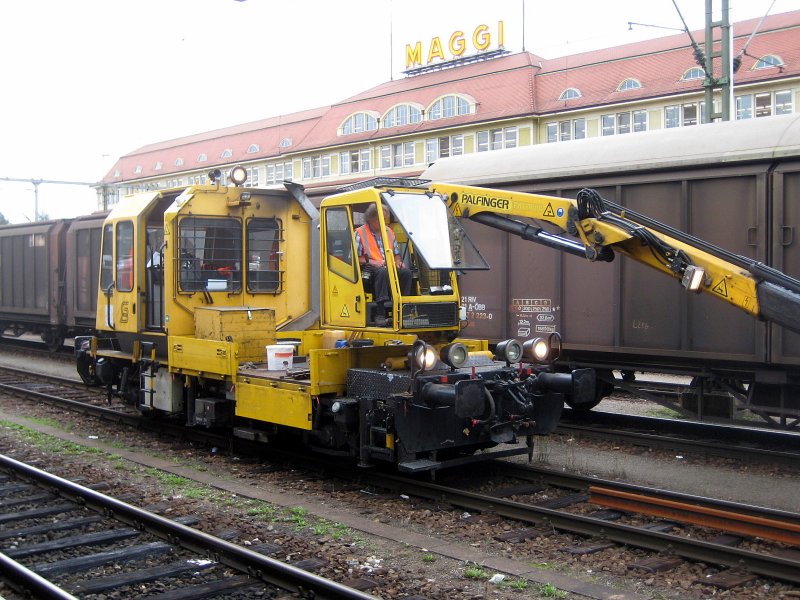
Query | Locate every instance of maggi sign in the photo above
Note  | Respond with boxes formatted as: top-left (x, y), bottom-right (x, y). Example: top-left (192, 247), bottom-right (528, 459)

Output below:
top-left (406, 21), bottom-right (505, 69)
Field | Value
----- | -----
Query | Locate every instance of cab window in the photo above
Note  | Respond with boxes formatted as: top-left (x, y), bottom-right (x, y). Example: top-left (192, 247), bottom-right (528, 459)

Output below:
top-left (116, 221), bottom-right (134, 292)
top-left (247, 218), bottom-right (282, 293)
top-left (324, 206), bottom-right (357, 283)
top-left (178, 217), bottom-right (242, 293)
top-left (100, 224), bottom-right (113, 291)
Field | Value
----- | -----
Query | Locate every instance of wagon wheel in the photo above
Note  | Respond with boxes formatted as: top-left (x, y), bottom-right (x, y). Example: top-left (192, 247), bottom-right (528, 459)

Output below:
top-left (41, 329), bottom-right (65, 353)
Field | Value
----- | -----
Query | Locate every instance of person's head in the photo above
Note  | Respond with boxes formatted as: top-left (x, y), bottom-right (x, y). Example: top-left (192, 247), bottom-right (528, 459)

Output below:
top-left (364, 204), bottom-right (389, 230)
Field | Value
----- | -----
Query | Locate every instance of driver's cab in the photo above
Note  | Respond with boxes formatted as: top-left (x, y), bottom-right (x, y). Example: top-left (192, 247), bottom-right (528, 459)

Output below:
top-left (319, 180), bottom-right (488, 335)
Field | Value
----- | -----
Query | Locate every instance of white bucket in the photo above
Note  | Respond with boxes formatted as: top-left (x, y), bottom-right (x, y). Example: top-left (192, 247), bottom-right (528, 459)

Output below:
top-left (266, 344), bottom-right (294, 371)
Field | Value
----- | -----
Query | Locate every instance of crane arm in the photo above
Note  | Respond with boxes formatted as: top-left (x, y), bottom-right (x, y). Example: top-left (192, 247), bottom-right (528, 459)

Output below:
top-left (430, 182), bottom-right (800, 334)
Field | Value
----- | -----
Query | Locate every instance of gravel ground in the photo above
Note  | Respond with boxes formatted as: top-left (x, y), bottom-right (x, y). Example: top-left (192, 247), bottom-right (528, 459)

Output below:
top-left (1, 348), bottom-right (800, 599)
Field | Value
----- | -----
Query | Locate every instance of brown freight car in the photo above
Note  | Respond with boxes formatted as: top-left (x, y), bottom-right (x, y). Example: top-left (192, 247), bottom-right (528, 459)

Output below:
top-left (0, 212), bottom-right (106, 350)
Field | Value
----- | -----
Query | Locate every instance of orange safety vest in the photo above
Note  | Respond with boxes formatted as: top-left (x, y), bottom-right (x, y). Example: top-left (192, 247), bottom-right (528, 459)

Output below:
top-left (357, 224), bottom-right (396, 263)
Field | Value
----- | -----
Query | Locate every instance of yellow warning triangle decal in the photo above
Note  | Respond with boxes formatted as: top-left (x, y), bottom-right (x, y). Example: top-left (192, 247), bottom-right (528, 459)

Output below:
top-left (340, 304), bottom-right (350, 317)
top-left (331, 285), bottom-right (338, 296)
top-left (712, 278), bottom-right (728, 297)
top-left (451, 203), bottom-right (462, 217)
top-left (543, 203), bottom-right (555, 217)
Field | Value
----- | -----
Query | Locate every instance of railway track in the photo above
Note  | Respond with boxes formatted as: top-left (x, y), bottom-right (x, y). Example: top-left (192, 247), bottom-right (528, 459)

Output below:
top-left (344, 461), bottom-right (800, 588)
top-left (0, 453), bottom-right (374, 599)
top-left (559, 408), bottom-right (800, 466)
top-left (3, 363), bottom-right (800, 594)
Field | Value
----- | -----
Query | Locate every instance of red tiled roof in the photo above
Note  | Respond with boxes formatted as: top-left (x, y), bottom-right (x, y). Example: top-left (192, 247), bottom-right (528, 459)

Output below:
top-left (104, 9), bottom-right (800, 185)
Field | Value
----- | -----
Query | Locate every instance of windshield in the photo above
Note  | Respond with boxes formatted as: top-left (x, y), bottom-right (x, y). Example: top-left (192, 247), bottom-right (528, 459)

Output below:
top-left (383, 192), bottom-right (488, 270)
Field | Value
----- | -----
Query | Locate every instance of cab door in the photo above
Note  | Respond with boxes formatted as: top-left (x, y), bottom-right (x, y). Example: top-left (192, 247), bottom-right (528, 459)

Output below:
top-left (320, 206), bottom-right (365, 328)
top-left (97, 220), bottom-right (139, 333)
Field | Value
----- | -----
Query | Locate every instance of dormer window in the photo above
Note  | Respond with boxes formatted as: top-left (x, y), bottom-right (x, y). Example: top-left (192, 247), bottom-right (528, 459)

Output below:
top-left (754, 54), bottom-right (783, 69)
top-left (154, 161), bottom-right (163, 171)
top-left (427, 94), bottom-right (473, 121)
top-left (559, 88), bottom-right (582, 100)
top-left (247, 144), bottom-right (259, 154)
top-left (134, 165), bottom-right (142, 174)
top-left (279, 138), bottom-right (293, 148)
top-left (383, 104), bottom-right (423, 128)
top-left (617, 78), bottom-right (642, 91)
top-left (340, 112), bottom-right (379, 135)
top-left (681, 67), bottom-right (705, 80)
top-left (175, 158), bottom-right (184, 167)
top-left (221, 149), bottom-right (233, 159)
top-left (197, 153), bottom-right (207, 163)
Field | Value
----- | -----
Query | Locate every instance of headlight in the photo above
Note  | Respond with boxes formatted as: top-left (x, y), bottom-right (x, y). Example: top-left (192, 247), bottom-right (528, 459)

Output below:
top-left (229, 165), bottom-right (248, 186)
top-left (494, 339), bottom-right (523, 364)
top-left (440, 342), bottom-right (468, 369)
top-left (682, 264), bottom-right (705, 292)
top-left (411, 340), bottom-right (438, 372)
top-left (523, 337), bottom-right (551, 363)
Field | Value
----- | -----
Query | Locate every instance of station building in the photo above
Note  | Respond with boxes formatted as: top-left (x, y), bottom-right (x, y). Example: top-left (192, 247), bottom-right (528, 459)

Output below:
top-left (98, 9), bottom-right (800, 207)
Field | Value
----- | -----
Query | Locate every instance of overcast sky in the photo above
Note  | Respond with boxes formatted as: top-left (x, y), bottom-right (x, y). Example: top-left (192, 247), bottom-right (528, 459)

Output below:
top-left (0, 0), bottom-right (796, 223)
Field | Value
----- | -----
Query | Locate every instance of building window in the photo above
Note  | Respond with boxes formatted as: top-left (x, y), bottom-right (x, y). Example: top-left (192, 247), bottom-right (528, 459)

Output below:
top-left (266, 161), bottom-right (293, 184)
top-left (134, 165), bottom-right (142, 174)
top-left (380, 142), bottom-right (415, 169)
top-left (545, 119), bottom-right (586, 143)
top-left (197, 153), bottom-right (207, 163)
top-left (425, 135), bottom-right (464, 163)
top-left (427, 95), bottom-right (472, 121)
top-left (476, 127), bottom-right (517, 152)
top-left (665, 102), bottom-right (706, 127)
top-left (558, 88), bottom-right (582, 100)
top-left (221, 149), bottom-right (233, 159)
top-left (340, 112), bottom-right (378, 135)
top-left (279, 138), bottom-right (292, 148)
top-left (245, 167), bottom-right (259, 188)
top-left (247, 144), bottom-right (259, 154)
top-left (617, 78), bottom-right (642, 91)
top-left (753, 54), bottom-right (783, 69)
top-left (681, 67), bottom-right (705, 81)
top-left (339, 148), bottom-right (371, 175)
top-left (383, 104), bottom-right (423, 128)
top-left (736, 90), bottom-right (793, 119)
top-left (175, 158), bottom-right (184, 167)
top-left (154, 161), bottom-right (162, 171)
top-left (302, 155), bottom-right (331, 179)
top-left (600, 110), bottom-right (647, 136)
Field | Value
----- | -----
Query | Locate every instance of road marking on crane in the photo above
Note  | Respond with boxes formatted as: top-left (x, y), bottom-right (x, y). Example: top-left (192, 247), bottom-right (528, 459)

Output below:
top-left (543, 203), bottom-right (555, 218)
top-left (712, 278), bottom-right (728, 297)
top-left (340, 304), bottom-right (350, 317)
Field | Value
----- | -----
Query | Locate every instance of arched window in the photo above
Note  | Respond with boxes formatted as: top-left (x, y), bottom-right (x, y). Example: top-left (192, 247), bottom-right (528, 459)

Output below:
top-left (617, 78), bottom-right (642, 91)
top-left (279, 138), bottom-right (293, 148)
top-left (134, 165), bottom-right (142, 174)
top-left (247, 144), bottom-right (260, 154)
top-left (175, 157), bottom-right (184, 167)
top-left (681, 67), bottom-right (705, 80)
top-left (340, 111), bottom-right (379, 135)
top-left (154, 161), bottom-right (163, 171)
top-left (382, 104), bottom-right (423, 128)
top-left (427, 95), bottom-right (473, 121)
top-left (221, 149), bottom-right (233, 159)
top-left (197, 153), bottom-right (207, 163)
top-left (558, 88), bottom-right (582, 100)
top-left (754, 54), bottom-right (783, 69)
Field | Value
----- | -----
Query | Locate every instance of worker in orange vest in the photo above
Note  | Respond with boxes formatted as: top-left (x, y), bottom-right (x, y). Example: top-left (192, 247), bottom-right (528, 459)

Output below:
top-left (355, 204), bottom-right (413, 307)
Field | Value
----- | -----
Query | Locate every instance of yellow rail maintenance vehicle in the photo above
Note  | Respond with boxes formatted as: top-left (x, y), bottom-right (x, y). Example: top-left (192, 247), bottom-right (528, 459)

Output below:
top-left (76, 168), bottom-right (590, 473)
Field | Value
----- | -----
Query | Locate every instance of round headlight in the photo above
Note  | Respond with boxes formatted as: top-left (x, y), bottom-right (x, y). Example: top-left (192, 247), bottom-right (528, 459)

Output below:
top-left (229, 165), bottom-right (248, 186)
top-left (494, 339), bottom-right (523, 364)
top-left (440, 342), bottom-right (468, 369)
top-left (411, 341), bottom-right (438, 372)
top-left (523, 338), bottom-right (550, 363)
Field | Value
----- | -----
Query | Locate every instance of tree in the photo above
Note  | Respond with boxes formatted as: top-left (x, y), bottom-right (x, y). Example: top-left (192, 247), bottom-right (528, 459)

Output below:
top-left (0, 212), bottom-right (8, 225)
